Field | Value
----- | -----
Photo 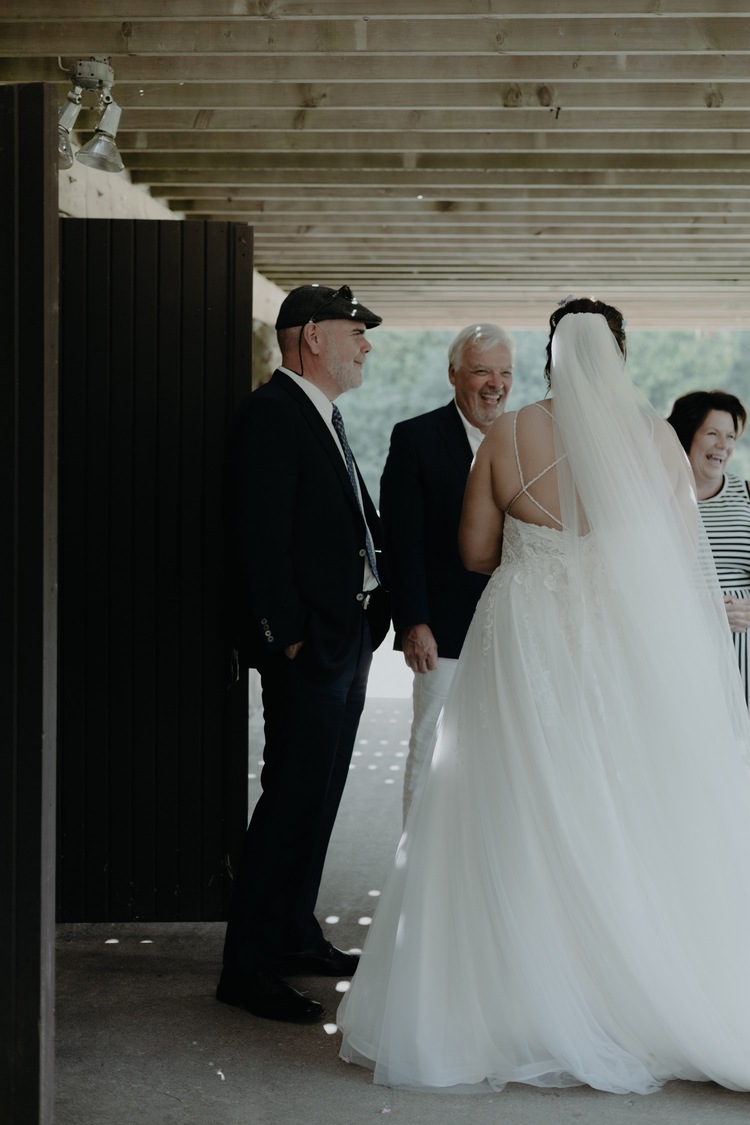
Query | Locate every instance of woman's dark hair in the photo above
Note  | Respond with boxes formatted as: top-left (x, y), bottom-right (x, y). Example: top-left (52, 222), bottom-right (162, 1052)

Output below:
top-left (666, 390), bottom-right (747, 454)
top-left (544, 297), bottom-right (627, 384)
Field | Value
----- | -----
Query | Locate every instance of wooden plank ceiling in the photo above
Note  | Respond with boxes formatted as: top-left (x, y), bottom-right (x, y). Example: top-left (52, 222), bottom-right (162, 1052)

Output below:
top-left (2, 1), bottom-right (750, 327)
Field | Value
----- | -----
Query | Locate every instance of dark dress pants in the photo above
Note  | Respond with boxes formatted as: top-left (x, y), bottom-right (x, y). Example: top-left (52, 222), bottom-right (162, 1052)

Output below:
top-left (223, 612), bottom-right (373, 974)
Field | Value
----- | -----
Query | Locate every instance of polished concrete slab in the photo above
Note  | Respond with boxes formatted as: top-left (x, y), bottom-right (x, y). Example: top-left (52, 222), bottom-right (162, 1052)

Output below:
top-left (56, 654), bottom-right (750, 1123)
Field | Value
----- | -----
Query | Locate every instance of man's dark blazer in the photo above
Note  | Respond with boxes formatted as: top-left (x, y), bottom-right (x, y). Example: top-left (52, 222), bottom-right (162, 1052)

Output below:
top-left (379, 401), bottom-right (489, 659)
top-left (226, 369), bottom-right (389, 669)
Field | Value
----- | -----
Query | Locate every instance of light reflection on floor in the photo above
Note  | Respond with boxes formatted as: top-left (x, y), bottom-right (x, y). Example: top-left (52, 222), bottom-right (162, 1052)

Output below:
top-left (244, 691), bottom-right (412, 1040)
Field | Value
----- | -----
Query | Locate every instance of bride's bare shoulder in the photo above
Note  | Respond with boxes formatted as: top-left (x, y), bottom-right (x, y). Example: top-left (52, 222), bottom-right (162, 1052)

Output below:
top-left (484, 401), bottom-right (551, 453)
top-left (482, 409), bottom-right (515, 447)
top-left (509, 400), bottom-right (554, 433)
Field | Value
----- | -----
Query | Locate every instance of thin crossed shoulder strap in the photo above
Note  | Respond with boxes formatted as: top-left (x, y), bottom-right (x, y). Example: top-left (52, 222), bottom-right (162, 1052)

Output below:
top-left (507, 403), bottom-right (567, 527)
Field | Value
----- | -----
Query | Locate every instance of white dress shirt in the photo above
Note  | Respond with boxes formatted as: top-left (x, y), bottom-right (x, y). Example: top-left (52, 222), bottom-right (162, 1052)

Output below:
top-left (454, 398), bottom-right (486, 457)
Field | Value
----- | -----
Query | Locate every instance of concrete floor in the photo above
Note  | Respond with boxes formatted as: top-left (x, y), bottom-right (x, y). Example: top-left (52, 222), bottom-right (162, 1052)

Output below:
top-left (55, 648), bottom-right (750, 1123)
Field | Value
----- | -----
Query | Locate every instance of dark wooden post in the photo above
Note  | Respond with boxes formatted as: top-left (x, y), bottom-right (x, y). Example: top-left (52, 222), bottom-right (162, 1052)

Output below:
top-left (0, 83), bottom-right (59, 1125)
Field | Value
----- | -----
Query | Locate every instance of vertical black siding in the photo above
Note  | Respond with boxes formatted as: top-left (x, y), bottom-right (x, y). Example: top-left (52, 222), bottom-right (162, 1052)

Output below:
top-left (58, 219), bottom-right (252, 922)
top-left (0, 83), bottom-right (59, 1125)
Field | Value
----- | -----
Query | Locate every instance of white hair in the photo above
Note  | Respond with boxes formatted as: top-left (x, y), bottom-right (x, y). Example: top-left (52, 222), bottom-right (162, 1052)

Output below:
top-left (448, 323), bottom-right (516, 369)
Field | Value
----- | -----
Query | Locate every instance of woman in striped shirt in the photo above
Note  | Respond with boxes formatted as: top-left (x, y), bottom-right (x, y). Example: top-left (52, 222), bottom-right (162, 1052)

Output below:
top-left (668, 390), bottom-right (750, 705)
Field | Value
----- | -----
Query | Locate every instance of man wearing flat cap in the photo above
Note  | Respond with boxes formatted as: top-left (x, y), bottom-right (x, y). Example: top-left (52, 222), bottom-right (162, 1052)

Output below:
top-left (218, 284), bottom-right (390, 1023)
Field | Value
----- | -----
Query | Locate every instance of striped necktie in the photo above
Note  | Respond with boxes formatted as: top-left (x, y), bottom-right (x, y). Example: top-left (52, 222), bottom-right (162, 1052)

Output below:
top-left (331, 403), bottom-right (380, 584)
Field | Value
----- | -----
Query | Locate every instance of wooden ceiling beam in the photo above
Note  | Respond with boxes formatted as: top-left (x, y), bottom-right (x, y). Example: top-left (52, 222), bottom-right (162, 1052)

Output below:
top-left (256, 269), bottom-right (750, 277)
top-left (251, 249), bottom-right (750, 261)
top-left (266, 242), bottom-right (750, 253)
top-left (6, 2), bottom-right (750, 17)
top-left (4, 54), bottom-right (750, 84)
top-left (317, 283), bottom-right (750, 290)
top-left (3, 18), bottom-right (750, 57)
top-left (74, 108), bottom-right (750, 132)
top-left (120, 151), bottom-right (750, 170)
top-left (57, 82), bottom-right (750, 113)
top-left (253, 259), bottom-right (750, 269)
top-left (152, 189), bottom-right (750, 207)
top-left (196, 215), bottom-right (750, 235)
top-left (109, 128), bottom-right (750, 153)
top-left (137, 169), bottom-right (750, 189)
top-left (250, 248), bottom-right (750, 262)
top-left (175, 198), bottom-right (750, 216)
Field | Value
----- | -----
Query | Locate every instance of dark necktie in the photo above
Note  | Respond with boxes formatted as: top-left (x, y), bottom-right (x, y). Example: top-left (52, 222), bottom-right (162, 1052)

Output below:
top-left (331, 403), bottom-right (380, 584)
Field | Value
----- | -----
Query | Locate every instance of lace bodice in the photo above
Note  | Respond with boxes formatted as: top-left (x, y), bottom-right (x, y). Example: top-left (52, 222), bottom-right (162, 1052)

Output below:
top-left (480, 515), bottom-right (612, 722)
top-left (498, 514), bottom-right (600, 591)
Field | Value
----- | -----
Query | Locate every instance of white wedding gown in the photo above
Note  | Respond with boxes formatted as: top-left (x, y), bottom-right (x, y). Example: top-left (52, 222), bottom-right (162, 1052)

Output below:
top-left (337, 316), bottom-right (750, 1095)
top-left (339, 514), bottom-right (750, 1094)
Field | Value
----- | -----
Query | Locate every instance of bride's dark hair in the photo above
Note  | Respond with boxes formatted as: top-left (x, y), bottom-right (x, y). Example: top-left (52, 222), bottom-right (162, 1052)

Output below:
top-left (544, 297), bottom-right (627, 384)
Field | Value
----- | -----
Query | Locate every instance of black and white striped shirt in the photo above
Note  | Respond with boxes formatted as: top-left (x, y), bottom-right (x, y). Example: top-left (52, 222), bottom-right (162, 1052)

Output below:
top-left (698, 472), bottom-right (750, 705)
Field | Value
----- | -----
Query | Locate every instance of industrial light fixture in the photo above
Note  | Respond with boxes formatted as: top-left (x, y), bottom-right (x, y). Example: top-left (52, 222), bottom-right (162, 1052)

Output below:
top-left (76, 95), bottom-right (124, 173)
top-left (57, 56), bottom-right (125, 174)
top-left (57, 86), bottom-right (83, 169)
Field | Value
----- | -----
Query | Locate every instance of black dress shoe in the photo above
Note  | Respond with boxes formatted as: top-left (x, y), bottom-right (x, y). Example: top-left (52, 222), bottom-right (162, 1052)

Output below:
top-left (277, 942), bottom-right (360, 977)
top-left (216, 967), bottom-right (324, 1023)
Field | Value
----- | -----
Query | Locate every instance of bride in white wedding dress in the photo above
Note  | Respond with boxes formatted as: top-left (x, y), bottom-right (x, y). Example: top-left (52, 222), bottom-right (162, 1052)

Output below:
top-left (337, 299), bottom-right (750, 1096)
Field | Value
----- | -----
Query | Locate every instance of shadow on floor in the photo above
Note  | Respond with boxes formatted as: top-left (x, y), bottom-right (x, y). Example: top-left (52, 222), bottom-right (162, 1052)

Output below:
top-left (56, 695), bottom-right (750, 1124)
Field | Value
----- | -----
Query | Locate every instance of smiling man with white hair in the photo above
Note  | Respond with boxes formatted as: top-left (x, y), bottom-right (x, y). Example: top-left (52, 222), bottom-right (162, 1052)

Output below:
top-left (379, 322), bottom-right (515, 823)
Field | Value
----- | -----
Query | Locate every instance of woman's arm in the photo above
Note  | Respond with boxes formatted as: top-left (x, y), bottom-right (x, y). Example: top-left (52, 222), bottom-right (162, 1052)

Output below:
top-left (459, 439), bottom-right (505, 575)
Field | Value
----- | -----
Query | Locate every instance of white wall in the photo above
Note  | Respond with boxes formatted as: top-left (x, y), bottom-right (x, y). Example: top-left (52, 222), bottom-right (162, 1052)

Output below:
top-left (58, 158), bottom-right (183, 221)
top-left (58, 158), bottom-right (286, 325)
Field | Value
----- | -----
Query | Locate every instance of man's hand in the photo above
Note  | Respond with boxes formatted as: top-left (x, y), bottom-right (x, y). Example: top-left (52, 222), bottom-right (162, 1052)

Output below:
top-left (724, 596), bottom-right (750, 633)
top-left (402, 624), bottom-right (438, 674)
top-left (284, 641), bottom-right (304, 660)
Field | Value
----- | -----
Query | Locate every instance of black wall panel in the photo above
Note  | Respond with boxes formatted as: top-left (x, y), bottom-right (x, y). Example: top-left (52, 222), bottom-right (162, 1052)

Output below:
top-left (58, 219), bottom-right (252, 922)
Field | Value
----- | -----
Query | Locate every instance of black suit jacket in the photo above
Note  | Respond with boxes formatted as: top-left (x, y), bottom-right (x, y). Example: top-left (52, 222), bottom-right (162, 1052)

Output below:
top-left (226, 369), bottom-right (389, 669)
top-left (379, 401), bottom-right (489, 659)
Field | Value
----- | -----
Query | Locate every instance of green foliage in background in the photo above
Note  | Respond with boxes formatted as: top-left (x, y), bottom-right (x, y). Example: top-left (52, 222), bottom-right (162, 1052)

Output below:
top-left (340, 327), bottom-right (750, 502)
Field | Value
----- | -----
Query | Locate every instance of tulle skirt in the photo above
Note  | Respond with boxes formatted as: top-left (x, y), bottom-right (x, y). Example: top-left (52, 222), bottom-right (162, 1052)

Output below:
top-left (338, 517), bottom-right (750, 1095)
